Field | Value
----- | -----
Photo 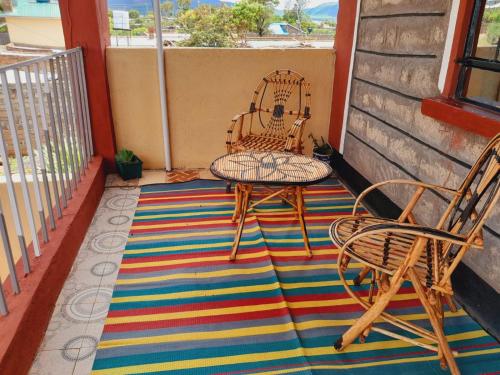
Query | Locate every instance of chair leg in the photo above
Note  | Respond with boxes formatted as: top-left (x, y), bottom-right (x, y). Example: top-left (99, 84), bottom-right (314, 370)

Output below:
top-left (232, 183), bottom-right (242, 223)
top-left (353, 266), bottom-right (372, 286)
top-left (296, 186), bottom-right (312, 258)
top-left (334, 272), bottom-right (405, 351)
top-left (408, 269), bottom-right (460, 375)
top-left (444, 294), bottom-right (458, 313)
top-left (230, 186), bottom-right (251, 261)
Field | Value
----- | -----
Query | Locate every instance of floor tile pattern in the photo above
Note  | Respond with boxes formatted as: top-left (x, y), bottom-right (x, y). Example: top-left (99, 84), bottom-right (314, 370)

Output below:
top-left (30, 170), bottom-right (218, 374)
top-left (29, 186), bottom-right (140, 375)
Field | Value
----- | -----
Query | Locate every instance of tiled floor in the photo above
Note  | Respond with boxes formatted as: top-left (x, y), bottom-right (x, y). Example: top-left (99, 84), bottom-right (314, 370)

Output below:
top-left (29, 175), bottom-right (144, 375)
top-left (30, 170), bottom-right (220, 374)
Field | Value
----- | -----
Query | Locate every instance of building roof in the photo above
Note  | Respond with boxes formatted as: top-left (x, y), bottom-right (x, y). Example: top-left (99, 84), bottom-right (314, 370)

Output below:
top-left (268, 22), bottom-right (289, 35)
top-left (1, 0), bottom-right (61, 19)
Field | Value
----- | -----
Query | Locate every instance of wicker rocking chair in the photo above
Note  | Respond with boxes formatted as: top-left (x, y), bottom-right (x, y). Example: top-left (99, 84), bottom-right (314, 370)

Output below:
top-left (329, 134), bottom-right (500, 375)
top-left (225, 70), bottom-right (311, 191)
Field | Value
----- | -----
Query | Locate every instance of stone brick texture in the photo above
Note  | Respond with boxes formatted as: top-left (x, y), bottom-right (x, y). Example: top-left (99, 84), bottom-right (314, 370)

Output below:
top-left (343, 0), bottom-right (500, 290)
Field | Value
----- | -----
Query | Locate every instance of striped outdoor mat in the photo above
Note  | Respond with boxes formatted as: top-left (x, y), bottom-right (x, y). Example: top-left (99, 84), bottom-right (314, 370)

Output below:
top-left (92, 179), bottom-right (500, 375)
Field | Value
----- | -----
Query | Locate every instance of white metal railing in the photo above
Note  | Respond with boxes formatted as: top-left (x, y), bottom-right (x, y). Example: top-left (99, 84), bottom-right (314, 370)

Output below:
top-left (0, 47), bottom-right (93, 315)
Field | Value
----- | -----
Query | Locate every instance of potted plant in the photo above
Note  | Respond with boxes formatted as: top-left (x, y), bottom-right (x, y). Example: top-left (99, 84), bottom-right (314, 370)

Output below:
top-left (309, 134), bottom-right (334, 164)
top-left (115, 148), bottom-right (143, 180)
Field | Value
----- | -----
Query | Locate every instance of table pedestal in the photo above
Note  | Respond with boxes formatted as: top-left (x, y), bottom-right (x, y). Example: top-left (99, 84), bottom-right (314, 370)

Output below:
top-left (230, 183), bottom-right (312, 261)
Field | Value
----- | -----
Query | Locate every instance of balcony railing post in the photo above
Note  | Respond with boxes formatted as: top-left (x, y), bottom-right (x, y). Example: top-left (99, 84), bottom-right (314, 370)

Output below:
top-left (0, 48), bottom-right (94, 316)
top-left (24, 65), bottom-right (56, 233)
top-left (32, 63), bottom-right (58, 227)
top-left (0, 200), bottom-right (20, 294)
top-left (60, 55), bottom-right (82, 182)
top-left (1, 71), bottom-right (42, 256)
top-left (0, 122), bottom-right (31, 274)
top-left (49, 59), bottom-right (72, 200)
top-left (76, 50), bottom-right (94, 156)
top-left (42, 62), bottom-right (67, 210)
top-left (68, 52), bottom-right (88, 172)
top-left (55, 57), bottom-right (78, 190)
top-left (0, 284), bottom-right (7, 316)
top-left (13, 68), bottom-right (49, 245)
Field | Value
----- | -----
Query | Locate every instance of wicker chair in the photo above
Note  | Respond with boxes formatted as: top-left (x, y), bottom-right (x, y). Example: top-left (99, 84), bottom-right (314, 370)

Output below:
top-left (226, 70), bottom-right (311, 155)
top-left (329, 134), bottom-right (500, 375)
top-left (225, 70), bottom-right (311, 192)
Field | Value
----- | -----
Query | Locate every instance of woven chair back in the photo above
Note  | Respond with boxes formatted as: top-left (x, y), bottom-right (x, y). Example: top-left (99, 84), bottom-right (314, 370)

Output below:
top-left (249, 70), bottom-right (311, 139)
top-left (446, 134), bottom-right (500, 238)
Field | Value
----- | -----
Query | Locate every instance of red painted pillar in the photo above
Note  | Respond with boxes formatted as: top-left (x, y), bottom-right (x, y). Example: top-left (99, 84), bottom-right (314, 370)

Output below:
top-left (328, 0), bottom-right (358, 152)
top-left (58, 0), bottom-right (117, 170)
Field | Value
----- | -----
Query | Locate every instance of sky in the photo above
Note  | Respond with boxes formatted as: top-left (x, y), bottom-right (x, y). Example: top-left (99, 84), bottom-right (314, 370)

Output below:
top-left (279, 0), bottom-right (337, 9)
top-left (222, 0), bottom-right (338, 10)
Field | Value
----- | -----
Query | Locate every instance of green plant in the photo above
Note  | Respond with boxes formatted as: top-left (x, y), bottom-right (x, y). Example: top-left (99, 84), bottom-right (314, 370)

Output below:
top-left (115, 148), bottom-right (136, 164)
top-left (177, 5), bottom-right (237, 47)
top-left (308, 134), bottom-right (333, 155)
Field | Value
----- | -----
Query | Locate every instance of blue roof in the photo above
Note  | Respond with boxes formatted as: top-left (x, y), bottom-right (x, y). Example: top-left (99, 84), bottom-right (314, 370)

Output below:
top-left (1, 0), bottom-right (61, 19)
top-left (268, 22), bottom-right (289, 35)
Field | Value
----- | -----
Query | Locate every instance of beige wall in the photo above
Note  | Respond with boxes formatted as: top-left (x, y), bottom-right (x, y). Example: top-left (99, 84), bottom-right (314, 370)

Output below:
top-left (5, 17), bottom-right (65, 48)
top-left (107, 48), bottom-right (335, 169)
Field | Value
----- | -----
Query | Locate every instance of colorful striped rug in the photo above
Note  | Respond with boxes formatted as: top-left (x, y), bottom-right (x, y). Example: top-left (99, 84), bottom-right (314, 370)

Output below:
top-left (92, 179), bottom-right (500, 375)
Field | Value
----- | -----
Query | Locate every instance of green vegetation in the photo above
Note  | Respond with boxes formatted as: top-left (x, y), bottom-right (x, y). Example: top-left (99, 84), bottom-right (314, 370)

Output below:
top-left (108, 0), bottom-right (335, 46)
top-left (177, 5), bottom-right (235, 47)
top-left (115, 148), bottom-right (136, 164)
top-left (484, 8), bottom-right (500, 45)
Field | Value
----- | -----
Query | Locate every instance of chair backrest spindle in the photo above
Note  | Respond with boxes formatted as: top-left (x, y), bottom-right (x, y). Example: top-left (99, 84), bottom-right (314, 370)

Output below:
top-left (249, 70), bottom-right (311, 139)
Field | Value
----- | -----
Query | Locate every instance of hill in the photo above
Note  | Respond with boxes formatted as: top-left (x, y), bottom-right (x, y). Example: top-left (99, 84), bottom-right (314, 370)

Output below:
top-left (107, 0), bottom-right (338, 20)
top-left (305, 2), bottom-right (338, 21)
top-left (108, 0), bottom-right (227, 14)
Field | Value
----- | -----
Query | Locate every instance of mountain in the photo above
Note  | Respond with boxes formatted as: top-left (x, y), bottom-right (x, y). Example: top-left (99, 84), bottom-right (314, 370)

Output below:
top-left (305, 2), bottom-right (338, 21)
top-left (107, 0), bottom-right (338, 19)
top-left (107, 0), bottom-right (228, 14)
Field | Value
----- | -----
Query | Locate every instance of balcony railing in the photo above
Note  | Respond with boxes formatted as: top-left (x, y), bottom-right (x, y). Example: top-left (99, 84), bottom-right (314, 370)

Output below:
top-left (0, 47), bottom-right (93, 315)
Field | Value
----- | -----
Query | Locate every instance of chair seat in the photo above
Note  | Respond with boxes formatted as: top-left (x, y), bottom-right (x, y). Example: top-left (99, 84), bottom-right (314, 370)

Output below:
top-left (330, 216), bottom-right (434, 285)
top-left (233, 134), bottom-right (287, 152)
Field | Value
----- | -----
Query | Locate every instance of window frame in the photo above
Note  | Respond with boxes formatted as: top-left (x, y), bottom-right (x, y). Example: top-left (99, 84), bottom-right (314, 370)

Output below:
top-left (455, 0), bottom-right (500, 112)
top-left (421, 0), bottom-right (500, 138)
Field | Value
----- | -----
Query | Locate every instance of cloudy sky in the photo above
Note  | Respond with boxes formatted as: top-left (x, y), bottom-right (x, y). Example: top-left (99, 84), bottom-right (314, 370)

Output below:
top-left (222, 0), bottom-right (338, 10)
top-left (279, 0), bottom-right (337, 9)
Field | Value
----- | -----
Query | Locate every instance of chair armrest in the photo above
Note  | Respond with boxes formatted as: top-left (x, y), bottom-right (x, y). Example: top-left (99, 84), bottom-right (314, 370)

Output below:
top-left (353, 179), bottom-right (459, 215)
top-left (285, 117), bottom-right (309, 152)
top-left (227, 112), bottom-right (251, 153)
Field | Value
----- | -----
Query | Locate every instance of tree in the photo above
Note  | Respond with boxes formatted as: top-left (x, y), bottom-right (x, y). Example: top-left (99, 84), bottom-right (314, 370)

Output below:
top-left (161, 1), bottom-right (174, 17)
top-left (231, 0), bottom-right (275, 38)
top-left (284, 0), bottom-right (309, 31)
top-left (177, 5), bottom-right (236, 47)
top-left (484, 8), bottom-right (500, 45)
top-left (177, 0), bottom-right (192, 15)
top-left (129, 9), bottom-right (140, 19)
top-left (232, 0), bottom-right (274, 39)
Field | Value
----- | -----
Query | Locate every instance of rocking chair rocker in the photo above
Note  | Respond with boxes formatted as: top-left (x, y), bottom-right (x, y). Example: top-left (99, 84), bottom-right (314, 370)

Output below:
top-left (329, 134), bottom-right (500, 375)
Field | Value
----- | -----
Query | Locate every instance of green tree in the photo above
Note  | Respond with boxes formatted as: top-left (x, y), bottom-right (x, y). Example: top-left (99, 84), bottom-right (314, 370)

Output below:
top-left (177, 5), bottom-right (236, 47)
top-left (283, 0), bottom-right (311, 31)
top-left (177, 0), bottom-right (192, 14)
top-left (161, 1), bottom-right (174, 17)
top-left (232, 0), bottom-right (273, 39)
top-left (129, 9), bottom-right (140, 19)
top-left (232, 0), bottom-right (275, 38)
top-left (132, 26), bottom-right (148, 36)
top-left (484, 8), bottom-right (500, 45)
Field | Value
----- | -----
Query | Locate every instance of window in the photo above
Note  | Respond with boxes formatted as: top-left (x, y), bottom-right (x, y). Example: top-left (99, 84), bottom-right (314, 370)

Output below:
top-left (456, 0), bottom-right (500, 111)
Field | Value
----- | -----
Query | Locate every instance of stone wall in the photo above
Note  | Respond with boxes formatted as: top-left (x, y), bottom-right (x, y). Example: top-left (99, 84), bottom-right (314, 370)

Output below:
top-left (343, 0), bottom-right (500, 291)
